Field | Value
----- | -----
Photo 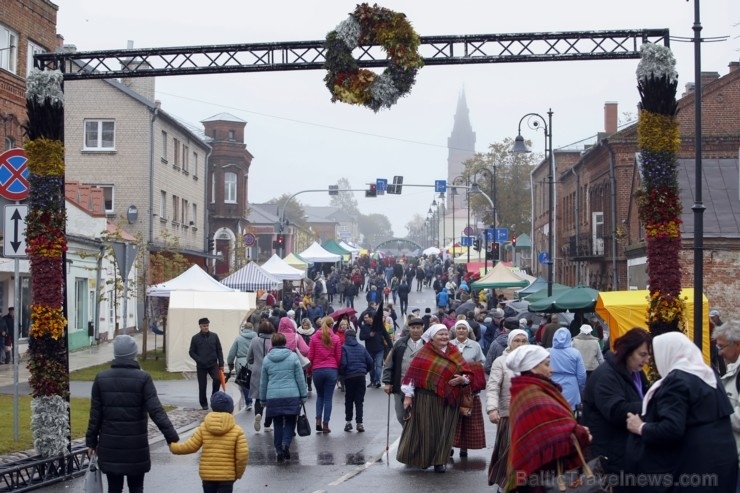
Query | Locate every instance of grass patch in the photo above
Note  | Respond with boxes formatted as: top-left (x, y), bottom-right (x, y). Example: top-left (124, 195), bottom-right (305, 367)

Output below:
top-left (70, 350), bottom-right (184, 381)
top-left (0, 395), bottom-right (176, 455)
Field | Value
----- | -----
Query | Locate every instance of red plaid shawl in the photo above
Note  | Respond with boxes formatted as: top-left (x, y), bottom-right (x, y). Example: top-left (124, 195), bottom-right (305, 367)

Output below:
top-left (506, 374), bottom-right (580, 489)
top-left (402, 342), bottom-right (474, 406)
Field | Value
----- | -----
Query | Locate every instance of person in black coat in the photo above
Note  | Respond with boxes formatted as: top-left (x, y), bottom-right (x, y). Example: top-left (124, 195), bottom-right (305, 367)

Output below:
top-left (86, 335), bottom-right (178, 493)
top-left (625, 332), bottom-right (738, 493)
top-left (582, 328), bottom-right (651, 490)
top-left (358, 306), bottom-right (393, 388)
top-left (188, 317), bottom-right (225, 410)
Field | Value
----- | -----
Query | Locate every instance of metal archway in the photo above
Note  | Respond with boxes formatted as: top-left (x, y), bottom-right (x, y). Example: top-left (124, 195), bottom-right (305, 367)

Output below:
top-left (375, 238), bottom-right (423, 256)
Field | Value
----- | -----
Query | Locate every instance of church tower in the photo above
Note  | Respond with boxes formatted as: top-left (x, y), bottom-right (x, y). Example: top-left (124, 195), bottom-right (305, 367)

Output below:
top-left (447, 90), bottom-right (476, 216)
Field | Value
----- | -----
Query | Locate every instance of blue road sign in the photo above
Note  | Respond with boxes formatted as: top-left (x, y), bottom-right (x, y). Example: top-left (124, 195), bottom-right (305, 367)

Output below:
top-left (496, 228), bottom-right (509, 242)
top-left (376, 178), bottom-right (387, 195)
top-left (434, 180), bottom-right (447, 193)
top-left (538, 252), bottom-right (550, 265)
top-left (460, 236), bottom-right (473, 247)
top-left (485, 228), bottom-right (495, 242)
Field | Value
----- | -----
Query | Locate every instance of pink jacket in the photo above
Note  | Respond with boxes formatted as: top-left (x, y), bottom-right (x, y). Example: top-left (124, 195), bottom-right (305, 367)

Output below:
top-left (308, 330), bottom-right (341, 370)
top-left (278, 317), bottom-right (309, 356)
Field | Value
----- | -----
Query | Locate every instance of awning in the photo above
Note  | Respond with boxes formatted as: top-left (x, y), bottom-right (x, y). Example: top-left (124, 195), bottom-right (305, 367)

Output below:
top-left (220, 262), bottom-right (282, 292)
top-left (471, 262), bottom-right (529, 289)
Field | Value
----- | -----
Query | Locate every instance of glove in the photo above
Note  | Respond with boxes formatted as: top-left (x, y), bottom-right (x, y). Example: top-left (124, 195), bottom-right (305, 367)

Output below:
top-left (228, 364), bottom-right (234, 371)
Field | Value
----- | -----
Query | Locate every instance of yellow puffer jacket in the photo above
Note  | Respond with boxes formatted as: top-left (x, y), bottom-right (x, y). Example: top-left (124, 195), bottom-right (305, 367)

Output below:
top-left (170, 412), bottom-right (248, 481)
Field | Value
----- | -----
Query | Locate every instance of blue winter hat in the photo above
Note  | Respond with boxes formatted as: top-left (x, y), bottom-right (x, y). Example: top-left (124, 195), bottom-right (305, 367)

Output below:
top-left (210, 391), bottom-right (234, 413)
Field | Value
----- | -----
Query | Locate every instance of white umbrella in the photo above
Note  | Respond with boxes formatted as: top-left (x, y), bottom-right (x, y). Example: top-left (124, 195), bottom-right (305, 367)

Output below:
top-left (423, 246), bottom-right (441, 256)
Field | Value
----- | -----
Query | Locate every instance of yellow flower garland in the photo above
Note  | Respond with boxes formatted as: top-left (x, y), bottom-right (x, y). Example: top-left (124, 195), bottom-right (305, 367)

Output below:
top-left (30, 305), bottom-right (67, 340)
top-left (25, 138), bottom-right (65, 177)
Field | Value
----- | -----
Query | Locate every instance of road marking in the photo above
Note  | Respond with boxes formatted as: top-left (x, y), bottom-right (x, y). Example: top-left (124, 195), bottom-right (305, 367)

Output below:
top-left (328, 437), bottom-right (400, 486)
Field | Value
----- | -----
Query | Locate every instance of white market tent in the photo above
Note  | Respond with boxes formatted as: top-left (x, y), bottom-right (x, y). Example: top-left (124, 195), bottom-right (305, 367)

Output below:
top-left (261, 254), bottom-right (305, 281)
top-left (166, 290), bottom-right (254, 372)
top-left (221, 262), bottom-right (283, 291)
top-left (298, 242), bottom-right (342, 263)
top-left (339, 241), bottom-right (360, 260)
top-left (147, 264), bottom-right (238, 297)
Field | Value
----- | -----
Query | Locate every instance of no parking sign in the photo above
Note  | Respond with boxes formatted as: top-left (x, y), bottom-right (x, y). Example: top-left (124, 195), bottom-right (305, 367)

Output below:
top-left (0, 149), bottom-right (30, 201)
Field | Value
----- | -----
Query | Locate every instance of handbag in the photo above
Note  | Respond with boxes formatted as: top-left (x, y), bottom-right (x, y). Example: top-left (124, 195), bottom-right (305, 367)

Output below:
top-left (544, 435), bottom-right (611, 493)
top-left (84, 452), bottom-right (103, 493)
top-left (295, 348), bottom-right (310, 368)
top-left (234, 365), bottom-right (252, 388)
top-left (459, 385), bottom-right (474, 416)
top-left (296, 403), bottom-right (311, 437)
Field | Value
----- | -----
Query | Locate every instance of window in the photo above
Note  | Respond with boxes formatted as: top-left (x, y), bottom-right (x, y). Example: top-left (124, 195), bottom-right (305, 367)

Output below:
top-left (75, 278), bottom-right (88, 331)
top-left (193, 152), bottom-right (198, 176)
top-left (182, 145), bottom-right (189, 172)
top-left (172, 195), bottom-right (180, 223)
top-left (160, 190), bottom-right (167, 218)
top-left (224, 172), bottom-right (237, 203)
top-left (228, 130), bottom-right (235, 141)
top-left (92, 185), bottom-right (114, 214)
top-left (211, 173), bottom-right (215, 203)
top-left (0, 24), bottom-right (18, 74)
top-left (4, 136), bottom-right (14, 151)
top-left (84, 120), bottom-right (115, 150)
top-left (192, 204), bottom-right (197, 227)
top-left (26, 40), bottom-right (45, 76)
top-left (161, 131), bottom-right (168, 162)
top-left (181, 198), bottom-right (189, 224)
top-left (173, 138), bottom-right (180, 166)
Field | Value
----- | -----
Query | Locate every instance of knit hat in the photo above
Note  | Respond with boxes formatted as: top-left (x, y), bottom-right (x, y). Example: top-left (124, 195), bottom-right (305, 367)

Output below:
top-left (492, 308), bottom-right (505, 319)
top-left (425, 307), bottom-right (431, 314)
top-left (113, 335), bottom-right (138, 360)
top-left (345, 329), bottom-right (357, 337)
top-left (198, 317), bottom-right (210, 325)
top-left (210, 391), bottom-right (234, 413)
top-left (710, 310), bottom-right (720, 318)
top-left (411, 307), bottom-right (421, 314)
top-left (287, 309), bottom-right (295, 318)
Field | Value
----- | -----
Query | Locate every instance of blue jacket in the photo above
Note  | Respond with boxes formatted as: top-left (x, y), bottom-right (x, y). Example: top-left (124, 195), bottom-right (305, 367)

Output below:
top-left (227, 327), bottom-right (256, 372)
top-left (436, 290), bottom-right (449, 307)
top-left (259, 346), bottom-right (307, 418)
top-left (340, 335), bottom-right (373, 378)
top-left (549, 328), bottom-right (587, 409)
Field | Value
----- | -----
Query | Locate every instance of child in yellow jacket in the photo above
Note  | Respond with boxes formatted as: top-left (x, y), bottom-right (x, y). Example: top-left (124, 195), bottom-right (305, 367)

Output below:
top-left (170, 391), bottom-right (248, 493)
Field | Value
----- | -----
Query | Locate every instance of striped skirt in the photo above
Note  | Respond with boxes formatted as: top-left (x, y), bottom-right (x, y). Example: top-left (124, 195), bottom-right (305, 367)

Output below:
top-left (453, 394), bottom-right (486, 450)
top-left (396, 389), bottom-right (459, 469)
top-left (487, 416), bottom-right (511, 487)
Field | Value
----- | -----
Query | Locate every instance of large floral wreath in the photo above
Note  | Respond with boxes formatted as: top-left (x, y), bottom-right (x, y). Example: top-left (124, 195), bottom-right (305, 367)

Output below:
top-left (324, 3), bottom-right (424, 112)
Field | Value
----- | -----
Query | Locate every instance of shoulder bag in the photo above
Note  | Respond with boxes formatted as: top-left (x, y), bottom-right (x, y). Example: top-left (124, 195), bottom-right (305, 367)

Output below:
top-left (296, 403), bottom-right (311, 437)
top-left (84, 452), bottom-right (103, 493)
top-left (459, 385), bottom-right (474, 416)
top-left (234, 365), bottom-right (252, 388)
top-left (295, 348), bottom-right (311, 368)
top-left (544, 435), bottom-right (611, 493)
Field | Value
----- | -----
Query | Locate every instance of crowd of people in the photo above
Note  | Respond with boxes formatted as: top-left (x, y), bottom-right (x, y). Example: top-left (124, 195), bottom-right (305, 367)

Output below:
top-left (84, 253), bottom-right (740, 492)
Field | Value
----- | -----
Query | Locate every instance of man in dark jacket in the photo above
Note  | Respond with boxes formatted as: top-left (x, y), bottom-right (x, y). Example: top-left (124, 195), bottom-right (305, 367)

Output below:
top-left (359, 309), bottom-right (393, 388)
top-left (86, 335), bottom-right (178, 493)
top-left (397, 279), bottom-right (410, 315)
top-left (340, 329), bottom-right (374, 432)
top-left (188, 317), bottom-right (224, 410)
top-left (382, 316), bottom-right (425, 424)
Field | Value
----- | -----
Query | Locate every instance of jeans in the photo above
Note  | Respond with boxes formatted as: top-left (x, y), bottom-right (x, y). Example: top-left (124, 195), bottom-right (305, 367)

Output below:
top-left (197, 365), bottom-right (220, 408)
top-left (313, 368), bottom-right (338, 421)
top-left (344, 375), bottom-right (367, 423)
top-left (369, 350), bottom-right (384, 385)
top-left (399, 296), bottom-right (408, 315)
top-left (202, 480), bottom-right (234, 493)
top-left (239, 385), bottom-right (252, 407)
top-left (106, 473), bottom-right (144, 493)
top-left (273, 414), bottom-right (297, 452)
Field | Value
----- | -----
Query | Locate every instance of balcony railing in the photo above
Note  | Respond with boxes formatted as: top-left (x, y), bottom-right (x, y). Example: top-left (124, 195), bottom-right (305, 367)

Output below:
top-left (568, 233), bottom-right (605, 258)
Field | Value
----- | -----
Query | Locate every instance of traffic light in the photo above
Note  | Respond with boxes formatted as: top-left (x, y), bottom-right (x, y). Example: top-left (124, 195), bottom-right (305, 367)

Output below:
top-left (277, 234), bottom-right (285, 248)
top-left (207, 236), bottom-right (214, 252)
top-left (473, 238), bottom-right (481, 251)
top-left (491, 242), bottom-right (500, 260)
top-left (365, 184), bottom-right (377, 197)
top-left (512, 235), bottom-right (517, 247)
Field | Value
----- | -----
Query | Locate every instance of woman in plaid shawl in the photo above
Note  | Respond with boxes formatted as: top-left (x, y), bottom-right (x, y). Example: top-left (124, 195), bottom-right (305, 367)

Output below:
top-left (504, 345), bottom-right (591, 492)
top-left (396, 324), bottom-right (484, 473)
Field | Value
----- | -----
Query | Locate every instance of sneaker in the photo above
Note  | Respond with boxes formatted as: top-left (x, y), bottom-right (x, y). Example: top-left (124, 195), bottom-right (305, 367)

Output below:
top-left (254, 414), bottom-right (262, 432)
top-left (356, 423), bottom-right (365, 432)
top-left (375, 383), bottom-right (381, 389)
top-left (264, 425), bottom-right (273, 432)
top-left (367, 382), bottom-right (374, 388)
top-left (246, 404), bottom-right (253, 411)
top-left (344, 422), bottom-right (353, 432)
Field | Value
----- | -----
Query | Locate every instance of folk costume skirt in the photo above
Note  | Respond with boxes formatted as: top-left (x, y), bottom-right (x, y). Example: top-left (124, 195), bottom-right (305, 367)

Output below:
top-left (397, 389), bottom-right (459, 469)
top-left (487, 416), bottom-right (510, 486)
top-left (453, 394), bottom-right (486, 450)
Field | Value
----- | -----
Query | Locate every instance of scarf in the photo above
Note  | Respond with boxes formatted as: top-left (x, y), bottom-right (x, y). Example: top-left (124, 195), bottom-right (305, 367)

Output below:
top-left (505, 374), bottom-right (579, 491)
top-left (402, 342), bottom-right (470, 406)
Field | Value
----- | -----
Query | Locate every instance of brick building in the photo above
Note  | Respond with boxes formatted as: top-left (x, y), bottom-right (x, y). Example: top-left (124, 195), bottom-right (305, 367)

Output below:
top-left (540, 61), bottom-right (740, 316)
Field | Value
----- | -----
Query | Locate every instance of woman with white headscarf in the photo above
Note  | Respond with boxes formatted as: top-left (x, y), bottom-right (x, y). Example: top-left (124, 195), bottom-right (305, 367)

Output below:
top-left (396, 324), bottom-right (485, 473)
top-left (503, 345), bottom-right (591, 492)
top-left (625, 332), bottom-right (737, 493)
top-left (451, 319), bottom-right (486, 458)
top-left (486, 329), bottom-right (528, 488)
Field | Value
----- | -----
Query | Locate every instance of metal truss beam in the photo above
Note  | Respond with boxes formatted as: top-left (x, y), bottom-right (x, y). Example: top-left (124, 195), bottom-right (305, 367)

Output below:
top-left (36, 29), bottom-right (669, 80)
top-left (0, 446), bottom-right (88, 492)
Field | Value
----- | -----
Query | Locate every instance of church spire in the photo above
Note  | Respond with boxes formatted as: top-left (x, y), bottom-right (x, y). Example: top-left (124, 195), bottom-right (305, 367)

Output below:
top-left (447, 89), bottom-right (476, 211)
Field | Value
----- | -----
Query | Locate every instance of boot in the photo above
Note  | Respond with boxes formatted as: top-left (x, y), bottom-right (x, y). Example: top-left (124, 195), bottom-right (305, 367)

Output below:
top-left (322, 421), bottom-right (331, 433)
top-left (316, 417), bottom-right (323, 433)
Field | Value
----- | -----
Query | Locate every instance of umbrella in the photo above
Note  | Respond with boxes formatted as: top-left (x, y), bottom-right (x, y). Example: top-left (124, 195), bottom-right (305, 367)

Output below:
top-left (330, 306), bottom-right (357, 321)
top-left (455, 301), bottom-right (477, 315)
top-left (528, 285), bottom-right (599, 313)
top-left (522, 284), bottom-right (571, 303)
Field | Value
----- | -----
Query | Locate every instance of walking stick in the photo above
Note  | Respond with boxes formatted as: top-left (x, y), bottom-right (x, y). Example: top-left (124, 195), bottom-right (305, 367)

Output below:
top-left (386, 391), bottom-right (391, 464)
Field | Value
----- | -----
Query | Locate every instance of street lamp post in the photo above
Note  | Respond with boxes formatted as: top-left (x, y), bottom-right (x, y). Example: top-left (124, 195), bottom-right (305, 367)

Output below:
top-left (475, 167), bottom-right (496, 274)
top-left (513, 109), bottom-right (553, 296)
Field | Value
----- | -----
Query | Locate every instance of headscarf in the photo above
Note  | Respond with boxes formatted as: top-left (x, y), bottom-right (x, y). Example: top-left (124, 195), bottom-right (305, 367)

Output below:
top-left (579, 324), bottom-right (593, 335)
top-left (421, 323), bottom-right (448, 343)
top-left (506, 345), bottom-right (550, 375)
top-left (507, 329), bottom-right (529, 349)
top-left (642, 331), bottom-right (717, 414)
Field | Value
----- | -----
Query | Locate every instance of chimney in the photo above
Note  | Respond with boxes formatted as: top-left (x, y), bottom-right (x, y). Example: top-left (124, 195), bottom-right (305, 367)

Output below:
top-left (729, 61), bottom-right (740, 73)
top-left (120, 40), bottom-right (156, 101)
top-left (55, 34), bottom-right (64, 52)
top-left (682, 82), bottom-right (695, 98)
top-left (700, 71), bottom-right (720, 87)
top-left (604, 102), bottom-right (618, 134)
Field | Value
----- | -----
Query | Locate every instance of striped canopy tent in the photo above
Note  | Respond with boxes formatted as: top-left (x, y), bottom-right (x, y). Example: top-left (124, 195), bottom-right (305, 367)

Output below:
top-left (284, 252), bottom-right (313, 269)
top-left (220, 261), bottom-right (282, 292)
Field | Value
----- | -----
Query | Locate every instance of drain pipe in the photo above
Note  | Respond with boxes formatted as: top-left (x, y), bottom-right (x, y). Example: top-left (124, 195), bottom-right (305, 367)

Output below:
top-left (602, 139), bottom-right (619, 290)
top-left (570, 166), bottom-right (580, 281)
